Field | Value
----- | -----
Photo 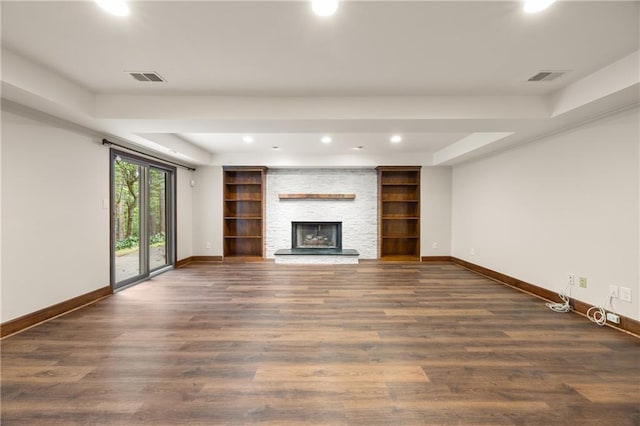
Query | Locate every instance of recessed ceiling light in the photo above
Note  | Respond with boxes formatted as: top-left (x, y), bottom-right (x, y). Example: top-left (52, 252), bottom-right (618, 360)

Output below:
top-left (312, 0), bottom-right (339, 17)
top-left (390, 135), bottom-right (402, 144)
top-left (272, 146), bottom-right (280, 150)
top-left (523, 0), bottom-right (556, 14)
top-left (243, 136), bottom-right (254, 143)
top-left (321, 136), bottom-right (332, 144)
top-left (353, 146), bottom-right (364, 151)
top-left (95, 0), bottom-right (130, 16)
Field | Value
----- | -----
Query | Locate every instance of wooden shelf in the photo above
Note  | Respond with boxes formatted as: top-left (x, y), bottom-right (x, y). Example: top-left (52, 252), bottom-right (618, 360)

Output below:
top-left (382, 216), bottom-right (420, 220)
top-left (225, 182), bottom-right (262, 186)
top-left (224, 170), bottom-right (263, 185)
top-left (223, 167), bottom-right (267, 258)
top-left (377, 166), bottom-right (421, 261)
top-left (379, 254), bottom-right (420, 261)
top-left (279, 193), bottom-right (356, 200)
top-left (224, 216), bottom-right (262, 220)
top-left (380, 183), bottom-right (419, 186)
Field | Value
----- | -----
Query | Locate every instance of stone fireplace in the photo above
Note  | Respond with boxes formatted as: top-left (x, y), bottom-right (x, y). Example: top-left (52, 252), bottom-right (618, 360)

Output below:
top-left (266, 168), bottom-right (377, 259)
top-left (292, 221), bottom-right (342, 251)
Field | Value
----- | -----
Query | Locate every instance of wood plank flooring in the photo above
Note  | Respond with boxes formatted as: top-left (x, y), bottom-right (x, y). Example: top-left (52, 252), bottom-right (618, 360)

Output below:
top-left (2, 261), bottom-right (639, 425)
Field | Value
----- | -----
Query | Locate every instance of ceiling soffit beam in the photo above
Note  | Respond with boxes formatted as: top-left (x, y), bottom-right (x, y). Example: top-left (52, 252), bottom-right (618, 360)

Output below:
top-left (1, 48), bottom-right (95, 116)
top-left (137, 133), bottom-right (213, 164)
top-left (209, 150), bottom-right (433, 168)
top-left (431, 51), bottom-right (640, 165)
top-left (0, 48), bottom-right (213, 164)
top-left (94, 95), bottom-right (550, 121)
top-left (101, 118), bottom-right (531, 134)
top-left (432, 132), bottom-right (514, 165)
top-left (551, 50), bottom-right (640, 117)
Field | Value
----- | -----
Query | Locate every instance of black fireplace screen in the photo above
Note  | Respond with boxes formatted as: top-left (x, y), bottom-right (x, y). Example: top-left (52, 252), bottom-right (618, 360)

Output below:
top-left (292, 222), bottom-right (342, 250)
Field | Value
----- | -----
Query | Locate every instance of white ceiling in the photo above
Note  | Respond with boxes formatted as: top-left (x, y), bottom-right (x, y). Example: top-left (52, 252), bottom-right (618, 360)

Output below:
top-left (1, 0), bottom-right (639, 166)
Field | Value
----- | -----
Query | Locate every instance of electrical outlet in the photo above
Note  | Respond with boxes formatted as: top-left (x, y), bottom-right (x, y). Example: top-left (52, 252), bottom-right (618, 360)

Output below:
top-left (606, 312), bottom-right (620, 324)
top-left (609, 285), bottom-right (619, 298)
top-left (568, 274), bottom-right (575, 285)
top-left (470, 248), bottom-right (475, 256)
top-left (432, 242), bottom-right (438, 250)
top-left (205, 242), bottom-right (212, 249)
top-left (579, 277), bottom-right (587, 288)
top-left (619, 287), bottom-right (632, 303)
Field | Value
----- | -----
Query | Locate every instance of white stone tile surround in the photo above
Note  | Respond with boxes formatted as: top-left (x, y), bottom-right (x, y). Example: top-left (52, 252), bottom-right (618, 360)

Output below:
top-left (266, 168), bottom-right (377, 259)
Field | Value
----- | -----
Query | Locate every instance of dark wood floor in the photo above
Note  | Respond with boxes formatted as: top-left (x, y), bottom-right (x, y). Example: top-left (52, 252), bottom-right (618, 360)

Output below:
top-left (2, 261), bottom-right (639, 425)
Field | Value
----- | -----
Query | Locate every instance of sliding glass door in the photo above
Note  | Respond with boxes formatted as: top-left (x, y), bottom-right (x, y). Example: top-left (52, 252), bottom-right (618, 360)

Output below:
top-left (113, 157), bottom-right (142, 283)
top-left (149, 167), bottom-right (169, 271)
top-left (111, 151), bottom-right (175, 289)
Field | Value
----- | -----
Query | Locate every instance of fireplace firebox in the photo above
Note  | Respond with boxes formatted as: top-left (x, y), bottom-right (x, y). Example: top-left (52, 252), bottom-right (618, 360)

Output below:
top-left (292, 222), bottom-right (342, 251)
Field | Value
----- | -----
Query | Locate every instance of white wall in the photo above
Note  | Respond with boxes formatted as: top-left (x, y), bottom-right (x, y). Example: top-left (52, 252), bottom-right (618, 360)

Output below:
top-left (421, 167), bottom-right (452, 257)
top-left (1, 106), bottom-right (197, 322)
top-left (452, 108), bottom-right (640, 321)
top-left (176, 168), bottom-right (194, 261)
top-left (191, 166), bottom-right (223, 256)
top-left (265, 168), bottom-right (378, 258)
top-left (1, 109), bottom-right (110, 322)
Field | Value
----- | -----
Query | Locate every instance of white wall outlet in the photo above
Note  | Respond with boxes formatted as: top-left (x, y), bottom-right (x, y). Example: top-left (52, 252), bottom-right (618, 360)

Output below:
top-left (606, 312), bottom-right (620, 324)
top-left (470, 248), bottom-right (475, 256)
top-left (568, 274), bottom-right (575, 285)
top-left (609, 285), bottom-right (619, 298)
top-left (619, 287), bottom-right (632, 303)
top-left (432, 242), bottom-right (438, 250)
top-left (205, 242), bottom-right (212, 249)
top-left (102, 199), bottom-right (110, 210)
top-left (579, 277), bottom-right (587, 288)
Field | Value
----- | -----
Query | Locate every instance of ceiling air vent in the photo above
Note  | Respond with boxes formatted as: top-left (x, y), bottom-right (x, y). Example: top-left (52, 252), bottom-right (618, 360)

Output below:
top-left (127, 71), bottom-right (166, 82)
top-left (527, 70), bottom-right (567, 82)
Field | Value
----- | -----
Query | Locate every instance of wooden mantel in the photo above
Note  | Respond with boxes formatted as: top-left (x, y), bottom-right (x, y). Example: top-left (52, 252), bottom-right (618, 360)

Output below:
top-left (278, 193), bottom-right (356, 200)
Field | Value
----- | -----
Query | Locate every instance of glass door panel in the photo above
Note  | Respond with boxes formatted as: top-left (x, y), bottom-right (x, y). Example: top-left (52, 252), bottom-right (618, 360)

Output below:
top-left (114, 158), bottom-right (142, 284)
top-left (149, 167), bottom-right (169, 271)
top-left (112, 151), bottom-right (175, 290)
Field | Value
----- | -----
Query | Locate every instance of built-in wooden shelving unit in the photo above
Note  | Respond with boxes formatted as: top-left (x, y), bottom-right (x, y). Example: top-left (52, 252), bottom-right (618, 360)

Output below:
top-left (223, 166), bottom-right (267, 258)
top-left (377, 166), bottom-right (421, 261)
